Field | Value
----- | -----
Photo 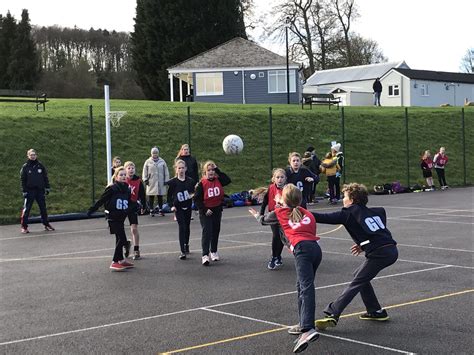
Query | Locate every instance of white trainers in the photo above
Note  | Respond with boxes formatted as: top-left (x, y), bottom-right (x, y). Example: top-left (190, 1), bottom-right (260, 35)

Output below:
top-left (202, 255), bottom-right (210, 266)
top-left (293, 328), bottom-right (319, 353)
top-left (210, 252), bottom-right (220, 261)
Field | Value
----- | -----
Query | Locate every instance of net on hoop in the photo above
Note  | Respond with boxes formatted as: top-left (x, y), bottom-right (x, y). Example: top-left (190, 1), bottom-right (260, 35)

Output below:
top-left (108, 111), bottom-right (127, 127)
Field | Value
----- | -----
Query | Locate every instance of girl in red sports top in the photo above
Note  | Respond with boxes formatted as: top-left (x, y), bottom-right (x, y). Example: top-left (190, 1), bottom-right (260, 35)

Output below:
top-left (124, 161), bottom-right (147, 260)
top-left (420, 150), bottom-right (435, 191)
top-left (193, 160), bottom-right (231, 266)
top-left (433, 147), bottom-right (449, 189)
top-left (255, 168), bottom-right (287, 270)
top-left (249, 184), bottom-right (322, 353)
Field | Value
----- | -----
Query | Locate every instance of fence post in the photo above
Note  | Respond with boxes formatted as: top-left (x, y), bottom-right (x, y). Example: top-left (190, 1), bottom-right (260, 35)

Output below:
top-left (405, 107), bottom-right (410, 187)
top-left (187, 106), bottom-right (191, 151)
top-left (89, 105), bottom-right (95, 205)
top-left (340, 106), bottom-right (346, 184)
top-left (461, 108), bottom-right (466, 185)
top-left (269, 107), bottom-right (273, 172)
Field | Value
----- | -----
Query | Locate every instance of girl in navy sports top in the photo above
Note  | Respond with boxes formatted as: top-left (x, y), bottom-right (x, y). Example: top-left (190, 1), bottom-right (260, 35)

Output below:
top-left (312, 183), bottom-right (398, 330)
top-left (166, 159), bottom-right (196, 260)
top-left (88, 167), bottom-right (134, 271)
top-left (250, 184), bottom-right (322, 353)
top-left (285, 152), bottom-right (315, 208)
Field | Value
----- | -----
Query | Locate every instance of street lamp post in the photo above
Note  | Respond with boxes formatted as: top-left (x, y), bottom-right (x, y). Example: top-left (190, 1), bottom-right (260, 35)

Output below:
top-left (285, 16), bottom-right (290, 104)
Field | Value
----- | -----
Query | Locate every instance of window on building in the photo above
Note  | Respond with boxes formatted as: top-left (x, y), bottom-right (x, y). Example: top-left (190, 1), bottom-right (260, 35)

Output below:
top-left (195, 72), bottom-right (223, 96)
top-left (420, 83), bottom-right (429, 96)
top-left (388, 84), bottom-right (400, 96)
top-left (268, 70), bottom-right (296, 94)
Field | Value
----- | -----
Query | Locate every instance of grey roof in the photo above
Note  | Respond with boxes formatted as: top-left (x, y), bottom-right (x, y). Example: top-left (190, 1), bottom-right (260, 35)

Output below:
top-left (392, 68), bottom-right (474, 84)
top-left (304, 61), bottom-right (409, 86)
top-left (168, 37), bottom-right (299, 71)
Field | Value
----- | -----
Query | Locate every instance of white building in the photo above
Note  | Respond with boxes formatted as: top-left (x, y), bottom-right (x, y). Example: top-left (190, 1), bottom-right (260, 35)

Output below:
top-left (381, 68), bottom-right (474, 107)
top-left (303, 61), bottom-right (409, 106)
top-left (303, 62), bottom-right (474, 107)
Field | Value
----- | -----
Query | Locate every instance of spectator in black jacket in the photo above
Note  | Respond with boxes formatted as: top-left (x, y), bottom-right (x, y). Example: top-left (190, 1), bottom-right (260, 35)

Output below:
top-left (312, 183), bottom-right (398, 330)
top-left (175, 144), bottom-right (199, 184)
top-left (373, 78), bottom-right (382, 106)
top-left (20, 149), bottom-right (54, 233)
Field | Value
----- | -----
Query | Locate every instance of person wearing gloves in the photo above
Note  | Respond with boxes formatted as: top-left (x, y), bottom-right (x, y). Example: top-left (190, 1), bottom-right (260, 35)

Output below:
top-left (331, 143), bottom-right (344, 201)
top-left (20, 149), bottom-right (54, 234)
top-left (142, 146), bottom-right (170, 216)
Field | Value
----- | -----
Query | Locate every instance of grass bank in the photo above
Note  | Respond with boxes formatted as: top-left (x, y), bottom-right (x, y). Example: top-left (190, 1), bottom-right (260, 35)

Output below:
top-left (0, 99), bottom-right (472, 224)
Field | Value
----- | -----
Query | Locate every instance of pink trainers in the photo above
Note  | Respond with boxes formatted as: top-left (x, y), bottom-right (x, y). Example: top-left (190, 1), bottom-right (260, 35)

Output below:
top-left (110, 262), bottom-right (127, 271)
top-left (119, 259), bottom-right (135, 268)
top-left (21, 227), bottom-right (29, 234)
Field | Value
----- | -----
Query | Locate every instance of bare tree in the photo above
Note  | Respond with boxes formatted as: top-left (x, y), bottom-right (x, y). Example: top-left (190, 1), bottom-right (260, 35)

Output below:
top-left (331, 0), bottom-right (358, 66)
top-left (460, 48), bottom-right (473, 73)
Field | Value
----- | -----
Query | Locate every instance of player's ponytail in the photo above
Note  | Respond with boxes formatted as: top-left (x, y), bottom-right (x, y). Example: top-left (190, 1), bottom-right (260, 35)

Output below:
top-left (282, 184), bottom-right (303, 223)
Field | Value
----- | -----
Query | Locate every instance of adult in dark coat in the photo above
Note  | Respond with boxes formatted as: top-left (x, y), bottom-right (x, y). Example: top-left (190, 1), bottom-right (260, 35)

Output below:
top-left (373, 78), bottom-right (382, 106)
top-left (20, 149), bottom-right (54, 233)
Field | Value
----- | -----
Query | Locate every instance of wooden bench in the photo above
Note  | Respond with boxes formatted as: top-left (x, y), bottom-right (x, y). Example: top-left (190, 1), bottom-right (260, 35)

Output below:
top-left (301, 93), bottom-right (341, 110)
top-left (0, 89), bottom-right (49, 111)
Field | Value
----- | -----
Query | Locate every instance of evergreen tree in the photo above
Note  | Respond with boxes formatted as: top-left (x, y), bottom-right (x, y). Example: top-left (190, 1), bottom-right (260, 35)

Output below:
top-left (7, 9), bottom-right (40, 90)
top-left (131, 0), bottom-right (247, 100)
top-left (0, 12), bottom-right (17, 88)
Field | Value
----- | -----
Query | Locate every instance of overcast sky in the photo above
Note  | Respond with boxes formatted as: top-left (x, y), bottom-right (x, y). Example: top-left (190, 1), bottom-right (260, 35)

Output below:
top-left (2, 0), bottom-right (473, 72)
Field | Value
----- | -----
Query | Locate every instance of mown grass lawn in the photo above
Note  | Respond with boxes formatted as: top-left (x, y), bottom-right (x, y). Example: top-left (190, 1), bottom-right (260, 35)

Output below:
top-left (1, 98), bottom-right (472, 224)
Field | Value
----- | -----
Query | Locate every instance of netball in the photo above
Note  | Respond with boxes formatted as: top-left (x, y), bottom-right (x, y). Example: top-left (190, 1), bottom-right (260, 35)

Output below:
top-left (222, 134), bottom-right (244, 155)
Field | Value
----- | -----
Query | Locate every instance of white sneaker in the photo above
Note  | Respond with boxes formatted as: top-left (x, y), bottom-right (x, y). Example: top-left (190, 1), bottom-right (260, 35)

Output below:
top-left (202, 255), bottom-right (210, 266)
top-left (210, 252), bottom-right (220, 261)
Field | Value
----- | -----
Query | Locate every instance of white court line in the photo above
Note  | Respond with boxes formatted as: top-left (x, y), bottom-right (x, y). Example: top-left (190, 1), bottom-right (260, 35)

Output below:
top-left (321, 235), bottom-right (474, 253)
top-left (389, 217), bottom-right (473, 225)
top-left (201, 308), bottom-right (414, 354)
top-left (0, 264), bottom-right (451, 347)
top-left (323, 250), bottom-right (473, 269)
top-left (203, 265), bottom-right (451, 309)
top-left (383, 206), bottom-right (473, 212)
top-left (202, 308), bottom-right (285, 327)
top-left (0, 231), bottom-right (264, 262)
top-left (321, 333), bottom-right (414, 354)
top-left (0, 206), bottom-right (336, 242)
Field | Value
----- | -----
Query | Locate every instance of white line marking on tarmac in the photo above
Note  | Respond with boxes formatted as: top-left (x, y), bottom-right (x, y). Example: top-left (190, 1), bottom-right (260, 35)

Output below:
top-left (201, 308), bottom-right (414, 354)
top-left (389, 217), bottom-right (473, 225)
top-left (0, 265), bottom-right (451, 347)
top-left (201, 308), bottom-right (285, 327)
top-left (320, 333), bottom-right (414, 354)
top-left (321, 235), bottom-right (474, 253)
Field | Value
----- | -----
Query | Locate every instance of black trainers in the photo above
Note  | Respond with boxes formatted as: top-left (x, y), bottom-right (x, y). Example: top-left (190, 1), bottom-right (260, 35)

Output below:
top-left (124, 240), bottom-right (131, 258)
top-left (359, 309), bottom-right (389, 321)
top-left (179, 252), bottom-right (186, 260)
top-left (44, 224), bottom-right (55, 231)
top-left (132, 250), bottom-right (141, 260)
top-left (288, 324), bottom-right (303, 335)
top-left (267, 257), bottom-right (277, 270)
top-left (315, 315), bottom-right (338, 330)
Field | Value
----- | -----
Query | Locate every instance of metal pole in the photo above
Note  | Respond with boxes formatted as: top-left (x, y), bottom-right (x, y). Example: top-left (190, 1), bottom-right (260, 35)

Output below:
top-left (341, 107), bottom-right (346, 184)
top-left (269, 107), bottom-right (273, 172)
top-left (285, 20), bottom-right (290, 104)
top-left (461, 108), bottom-right (466, 185)
top-left (405, 107), bottom-right (410, 187)
top-left (104, 85), bottom-right (112, 183)
top-left (89, 105), bottom-right (95, 204)
top-left (187, 106), bottom-right (191, 151)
